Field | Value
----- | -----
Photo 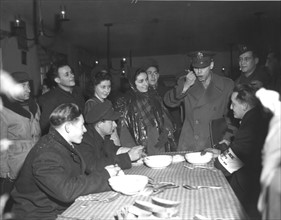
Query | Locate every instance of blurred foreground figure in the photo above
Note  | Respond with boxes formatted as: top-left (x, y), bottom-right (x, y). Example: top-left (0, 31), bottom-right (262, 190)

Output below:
top-left (0, 70), bottom-right (23, 111)
top-left (256, 88), bottom-right (281, 220)
top-left (11, 103), bottom-right (118, 220)
top-left (0, 71), bottom-right (41, 199)
top-left (0, 70), bottom-right (25, 220)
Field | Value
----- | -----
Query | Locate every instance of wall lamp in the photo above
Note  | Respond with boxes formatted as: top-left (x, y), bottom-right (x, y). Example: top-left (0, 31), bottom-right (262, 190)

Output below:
top-left (10, 0), bottom-right (70, 42)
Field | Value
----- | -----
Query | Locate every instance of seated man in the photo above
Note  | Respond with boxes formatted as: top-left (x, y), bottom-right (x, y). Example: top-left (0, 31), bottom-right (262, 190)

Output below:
top-left (206, 84), bottom-right (270, 218)
top-left (77, 101), bottom-right (144, 172)
top-left (11, 103), bottom-right (120, 220)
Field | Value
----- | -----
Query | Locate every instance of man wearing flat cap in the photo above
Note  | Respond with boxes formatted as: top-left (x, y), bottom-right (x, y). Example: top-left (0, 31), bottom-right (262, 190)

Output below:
top-left (236, 44), bottom-right (271, 88)
top-left (76, 101), bottom-right (144, 173)
top-left (164, 51), bottom-right (234, 152)
top-left (0, 71), bottom-right (41, 203)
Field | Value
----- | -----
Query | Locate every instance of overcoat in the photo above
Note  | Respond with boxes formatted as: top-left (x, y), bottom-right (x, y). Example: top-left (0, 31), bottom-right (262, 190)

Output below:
top-left (11, 128), bottom-right (111, 220)
top-left (164, 72), bottom-right (234, 151)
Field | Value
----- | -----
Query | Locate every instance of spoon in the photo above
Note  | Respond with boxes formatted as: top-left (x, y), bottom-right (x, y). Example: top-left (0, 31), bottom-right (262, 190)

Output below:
top-left (183, 184), bottom-right (222, 190)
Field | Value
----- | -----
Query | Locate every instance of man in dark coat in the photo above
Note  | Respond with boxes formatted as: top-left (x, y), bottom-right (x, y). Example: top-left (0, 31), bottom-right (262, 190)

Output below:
top-left (11, 103), bottom-right (119, 220)
top-left (77, 101), bottom-right (144, 172)
top-left (213, 84), bottom-right (270, 219)
top-left (38, 64), bottom-right (85, 135)
top-left (164, 51), bottom-right (234, 151)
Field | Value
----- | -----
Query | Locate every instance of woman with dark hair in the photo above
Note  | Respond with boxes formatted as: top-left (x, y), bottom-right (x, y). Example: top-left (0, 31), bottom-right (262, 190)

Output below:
top-left (84, 70), bottom-right (121, 146)
top-left (11, 103), bottom-right (120, 220)
top-left (119, 68), bottom-right (176, 155)
top-left (84, 70), bottom-right (112, 115)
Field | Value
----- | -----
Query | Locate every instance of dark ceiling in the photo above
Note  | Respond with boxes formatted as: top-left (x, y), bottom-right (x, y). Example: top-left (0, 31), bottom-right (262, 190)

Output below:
top-left (1, 0), bottom-right (281, 59)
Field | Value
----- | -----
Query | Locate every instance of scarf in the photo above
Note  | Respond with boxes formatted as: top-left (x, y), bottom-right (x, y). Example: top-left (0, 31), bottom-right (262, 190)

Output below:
top-left (132, 90), bottom-right (164, 131)
top-left (1, 95), bottom-right (38, 118)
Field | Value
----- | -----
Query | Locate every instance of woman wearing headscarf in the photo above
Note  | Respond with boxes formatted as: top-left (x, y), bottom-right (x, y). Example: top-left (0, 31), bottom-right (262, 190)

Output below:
top-left (119, 68), bottom-right (176, 155)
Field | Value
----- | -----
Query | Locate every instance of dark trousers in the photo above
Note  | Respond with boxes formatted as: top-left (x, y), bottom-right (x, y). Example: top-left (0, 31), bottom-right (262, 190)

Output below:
top-left (228, 169), bottom-right (261, 220)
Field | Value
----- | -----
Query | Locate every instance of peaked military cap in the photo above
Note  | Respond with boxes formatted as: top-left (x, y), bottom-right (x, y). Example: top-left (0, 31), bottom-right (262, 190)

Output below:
top-left (188, 51), bottom-right (215, 68)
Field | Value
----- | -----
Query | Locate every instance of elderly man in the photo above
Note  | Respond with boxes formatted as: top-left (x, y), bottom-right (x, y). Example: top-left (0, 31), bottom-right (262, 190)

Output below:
top-left (77, 101), bottom-right (144, 172)
top-left (38, 63), bottom-right (85, 135)
top-left (164, 51), bottom-right (234, 151)
top-left (236, 44), bottom-right (271, 88)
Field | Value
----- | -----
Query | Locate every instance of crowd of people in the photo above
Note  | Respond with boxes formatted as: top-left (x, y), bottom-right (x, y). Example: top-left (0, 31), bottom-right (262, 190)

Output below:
top-left (0, 43), bottom-right (280, 220)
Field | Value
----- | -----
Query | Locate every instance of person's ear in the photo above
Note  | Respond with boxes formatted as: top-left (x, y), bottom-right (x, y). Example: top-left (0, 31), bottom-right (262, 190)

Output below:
top-left (210, 61), bottom-right (214, 69)
top-left (243, 103), bottom-right (249, 111)
top-left (54, 77), bottom-right (60, 84)
top-left (65, 122), bottom-right (71, 133)
top-left (96, 121), bottom-right (103, 128)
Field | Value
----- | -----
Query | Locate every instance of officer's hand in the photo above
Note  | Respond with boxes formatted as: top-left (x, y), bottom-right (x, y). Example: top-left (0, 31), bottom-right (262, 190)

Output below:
top-left (182, 70), bottom-right (196, 93)
top-left (128, 145), bottom-right (145, 162)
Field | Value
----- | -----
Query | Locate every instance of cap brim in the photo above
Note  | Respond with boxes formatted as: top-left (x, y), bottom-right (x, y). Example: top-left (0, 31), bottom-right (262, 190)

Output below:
top-left (192, 62), bottom-right (211, 68)
top-left (103, 110), bottom-right (121, 121)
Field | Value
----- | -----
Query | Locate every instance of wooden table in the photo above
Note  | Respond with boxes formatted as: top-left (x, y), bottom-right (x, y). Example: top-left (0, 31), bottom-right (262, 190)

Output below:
top-left (57, 158), bottom-right (248, 220)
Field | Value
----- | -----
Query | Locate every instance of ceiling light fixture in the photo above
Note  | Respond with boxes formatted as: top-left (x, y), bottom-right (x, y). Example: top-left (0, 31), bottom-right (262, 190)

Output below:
top-left (10, 0), bottom-right (70, 42)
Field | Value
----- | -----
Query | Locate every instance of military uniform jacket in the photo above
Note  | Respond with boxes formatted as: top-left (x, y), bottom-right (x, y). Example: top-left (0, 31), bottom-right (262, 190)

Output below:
top-left (164, 72), bottom-right (234, 151)
top-left (236, 66), bottom-right (271, 88)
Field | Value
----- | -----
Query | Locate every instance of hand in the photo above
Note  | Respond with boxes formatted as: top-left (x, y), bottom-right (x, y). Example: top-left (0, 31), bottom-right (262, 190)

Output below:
top-left (182, 70), bottom-right (196, 93)
top-left (214, 141), bottom-right (229, 152)
top-left (200, 148), bottom-right (221, 158)
top-left (105, 164), bottom-right (124, 177)
top-left (116, 147), bottom-right (130, 155)
top-left (218, 139), bottom-right (230, 146)
top-left (110, 129), bottom-right (121, 146)
top-left (128, 145), bottom-right (145, 162)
